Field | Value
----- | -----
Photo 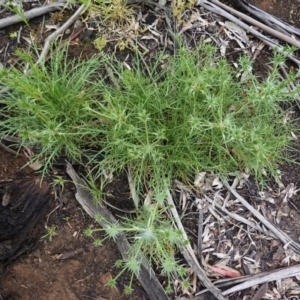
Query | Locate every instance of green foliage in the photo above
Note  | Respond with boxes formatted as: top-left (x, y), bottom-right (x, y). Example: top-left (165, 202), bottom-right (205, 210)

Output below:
top-left (3, 0), bottom-right (29, 26)
top-left (51, 175), bottom-right (68, 191)
top-left (88, 44), bottom-right (299, 189)
top-left (0, 48), bottom-right (103, 171)
top-left (79, 0), bottom-right (134, 26)
top-left (85, 203), bottom-right (186, 291)
top-left (2, 44), bottom-right (297, 183)
top-left (1, 42), bottom-right (300, 294)
top-left (42, 226), bottom-right (57, 241)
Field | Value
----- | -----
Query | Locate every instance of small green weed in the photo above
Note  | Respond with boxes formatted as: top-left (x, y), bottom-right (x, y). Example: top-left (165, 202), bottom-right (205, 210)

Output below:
top-left (42, 226), bottom-right (57, 241)
top-left (80, 0), bottom-right (134, 26)
top-left (84, 202), bottom-right (188, 293)
top-left (3, 0), bottom-right (29, 26)
top-left (51, 175), bottom-right (68, 191)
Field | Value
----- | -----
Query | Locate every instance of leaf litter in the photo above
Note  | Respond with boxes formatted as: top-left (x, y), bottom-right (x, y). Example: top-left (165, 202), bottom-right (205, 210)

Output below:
top-left (174, 169), bottom-right (300, 299)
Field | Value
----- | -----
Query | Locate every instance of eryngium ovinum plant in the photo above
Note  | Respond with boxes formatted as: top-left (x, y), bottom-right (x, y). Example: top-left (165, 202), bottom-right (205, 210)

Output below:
top-left (1, 44), bottom-right (299, 294)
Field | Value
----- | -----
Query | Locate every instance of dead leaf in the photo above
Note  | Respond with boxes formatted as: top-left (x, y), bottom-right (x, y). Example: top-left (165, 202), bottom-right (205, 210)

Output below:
top-left (252, 283), bottom-right (268, 300)
top-left (207, 264), bottom-right (241, 278)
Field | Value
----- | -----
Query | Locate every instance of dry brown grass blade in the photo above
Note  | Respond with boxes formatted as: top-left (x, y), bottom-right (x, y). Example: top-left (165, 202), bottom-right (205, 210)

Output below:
top-left (127, 165), bottom-right (139, 208)
top-left (222, 264), bottom-right (300, 296)
top-left (196, 264), bottom-right (300, 296)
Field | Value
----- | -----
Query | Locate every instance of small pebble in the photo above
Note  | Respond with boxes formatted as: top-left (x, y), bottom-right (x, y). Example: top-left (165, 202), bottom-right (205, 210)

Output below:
top-left (89, 21), bottom-right (98, 28)
top-left (206, 24), bottom-right (217, 34)
top-left (65, 29), bottom-right (71, 35)
top-left (74, 20), bottom-right (82, 29)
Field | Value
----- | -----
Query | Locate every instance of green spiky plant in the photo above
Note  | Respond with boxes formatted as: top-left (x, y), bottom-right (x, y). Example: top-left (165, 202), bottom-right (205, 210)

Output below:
top-left (0, 48), bottom-right (104, 170)
top-left (2, 0), bottom-right (29, 26)
top-left (1, 43), bottom-right (300, 293)
top-left (82, 44), bottom-right (300, 292)
top-left (86, 44), bottom-right (300, 190)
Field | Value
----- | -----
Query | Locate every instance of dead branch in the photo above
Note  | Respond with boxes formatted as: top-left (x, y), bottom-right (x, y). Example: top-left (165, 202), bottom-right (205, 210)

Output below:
top-left (37, 4), bottom-right (85, 64)
top-left (0, 1), bottom-right (66, 29)
top-left (197, 0), bottom-right (300, 65)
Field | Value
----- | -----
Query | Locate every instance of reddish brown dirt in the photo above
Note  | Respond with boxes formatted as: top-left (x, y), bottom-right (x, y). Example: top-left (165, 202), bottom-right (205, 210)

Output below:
top-left (0, 149), bottom-right (143, 300)
top-left (252, 0), bottom-right (300, 28)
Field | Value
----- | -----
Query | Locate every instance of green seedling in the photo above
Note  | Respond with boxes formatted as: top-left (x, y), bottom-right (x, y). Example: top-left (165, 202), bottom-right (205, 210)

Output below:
top-left (42, 226), bottom-right (57, 241)
top-left (9, 31), bottom-right (17, 38)
top-left (5, 0), bottom-right (29, 26)
top-left (51, 175), bottom-right (68, 192)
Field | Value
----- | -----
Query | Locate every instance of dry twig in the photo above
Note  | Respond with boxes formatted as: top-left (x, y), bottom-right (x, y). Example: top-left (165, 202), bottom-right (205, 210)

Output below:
top-left (0, 1), bottom-right (66, 29)
top-left (166, 189), bottom-right (224, 300)
top-left (197, 0), bottom-right (300, 65)
top-left (37, 4), bottom-right (85, 64)
top-left (224, 181), bottom-right (300, 254)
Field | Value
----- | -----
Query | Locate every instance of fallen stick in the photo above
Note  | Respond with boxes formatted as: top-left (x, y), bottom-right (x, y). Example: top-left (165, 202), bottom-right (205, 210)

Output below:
top-left (37, 4), bottom-right (85, 64)
top-left (237, 0), bottom-right (300, 37)
top-left (0, 1), bottom-right (66, 29)
top-left (197, 0), bottom-right (300, 65)
top-left (209, 0), bottom-right (300, 48)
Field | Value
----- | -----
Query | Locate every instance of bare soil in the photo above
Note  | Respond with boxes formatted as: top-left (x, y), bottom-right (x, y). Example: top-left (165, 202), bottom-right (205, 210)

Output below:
top-left (0, 149), bottom-right (143, 300)
top-left (1, 1), bottom-right (300, 300)
top-left (253, 0), bottom-right (300, 28)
